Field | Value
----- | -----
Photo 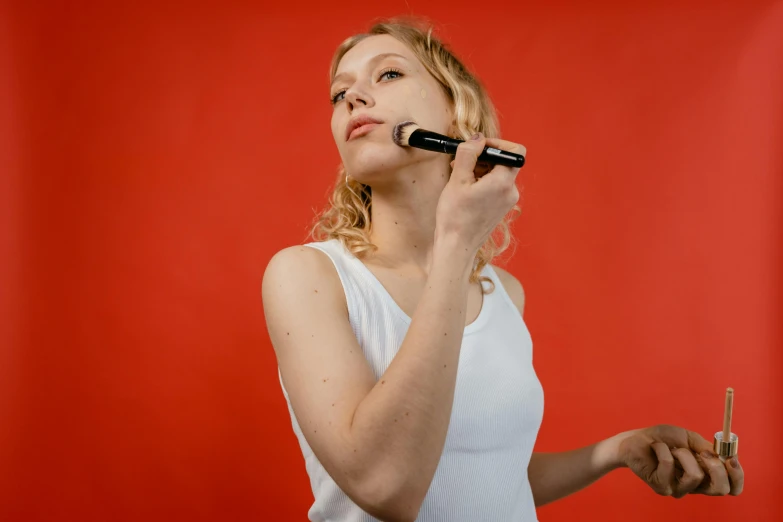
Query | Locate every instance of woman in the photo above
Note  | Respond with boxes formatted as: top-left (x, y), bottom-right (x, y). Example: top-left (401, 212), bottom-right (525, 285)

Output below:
top-left (262, 18), bottom-right (743, 522)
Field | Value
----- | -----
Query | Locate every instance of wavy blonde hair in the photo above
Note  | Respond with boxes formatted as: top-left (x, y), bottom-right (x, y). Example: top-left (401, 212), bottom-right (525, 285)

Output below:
top-left (310, 16), bottom-right (521, 293)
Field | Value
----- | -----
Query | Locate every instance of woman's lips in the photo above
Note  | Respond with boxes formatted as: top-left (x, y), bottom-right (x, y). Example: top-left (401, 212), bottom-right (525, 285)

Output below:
top-left (348, 123), bottom-right (382, 141)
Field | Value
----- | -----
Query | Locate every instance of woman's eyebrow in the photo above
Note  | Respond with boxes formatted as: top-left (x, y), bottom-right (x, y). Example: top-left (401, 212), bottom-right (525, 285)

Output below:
top-left (330, 52), bottom-right (410, 89)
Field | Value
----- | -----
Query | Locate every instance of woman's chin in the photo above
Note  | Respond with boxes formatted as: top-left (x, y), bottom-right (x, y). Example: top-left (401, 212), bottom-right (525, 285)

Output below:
top-left (346, 169), bottom-right (389, 188)
top-left (345, 154), bottom-right (403, 182)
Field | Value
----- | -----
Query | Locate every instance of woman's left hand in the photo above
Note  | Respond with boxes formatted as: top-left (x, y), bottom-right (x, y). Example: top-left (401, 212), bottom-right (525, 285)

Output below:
top-left (617, 424), bottom-right (744, 498)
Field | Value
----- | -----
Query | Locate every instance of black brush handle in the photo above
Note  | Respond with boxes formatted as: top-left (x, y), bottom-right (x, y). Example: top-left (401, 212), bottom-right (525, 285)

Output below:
top-left (408, 129), bottom-right (525, 168)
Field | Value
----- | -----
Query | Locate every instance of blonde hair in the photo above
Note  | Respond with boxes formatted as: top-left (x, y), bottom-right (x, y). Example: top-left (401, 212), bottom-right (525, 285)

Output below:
top-left (310, 16), bottom-right (521, 293)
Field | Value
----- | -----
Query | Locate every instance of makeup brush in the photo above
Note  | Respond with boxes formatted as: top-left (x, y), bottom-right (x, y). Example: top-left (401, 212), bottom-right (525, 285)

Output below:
top-left (392, 121), bottom-right (525, 169)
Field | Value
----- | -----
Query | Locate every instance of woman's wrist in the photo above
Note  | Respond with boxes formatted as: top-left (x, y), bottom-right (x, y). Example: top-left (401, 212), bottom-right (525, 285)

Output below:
top-left (432, 231), bottom-right (477, 275)
top-left (604, 429), bottom-right (643, 469)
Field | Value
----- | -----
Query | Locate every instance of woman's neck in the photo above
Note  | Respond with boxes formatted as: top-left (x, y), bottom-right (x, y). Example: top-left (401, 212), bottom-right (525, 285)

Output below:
top-left (365, 159), bottom-right (451, 273)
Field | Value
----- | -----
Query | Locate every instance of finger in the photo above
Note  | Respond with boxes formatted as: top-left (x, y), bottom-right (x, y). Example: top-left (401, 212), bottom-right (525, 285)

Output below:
top-left (726, 457), bottom-right (744, 496)
top-left (481, 137), bottom-right (524, 181)
top-left (686, 430), bottom-right (716, 457)
top-left (693, 452), bottom-right (731, 496)
top-left (451, 133), bottom-right (486, 184)
top-left (650, 442), bottom-right (676, 496)
top-left (670, 448), bottom-right (705, 498)
top-left (483, 137), bottom-right (526, 158)
top-left (448, 158), bottom-right (491, 179)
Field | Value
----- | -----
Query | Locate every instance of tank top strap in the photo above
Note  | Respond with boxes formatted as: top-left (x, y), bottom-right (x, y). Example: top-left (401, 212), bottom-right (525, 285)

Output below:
top-left (482, 264), bottom-right (523, 317)
top-left (301, 239), bottom-right (371, 326)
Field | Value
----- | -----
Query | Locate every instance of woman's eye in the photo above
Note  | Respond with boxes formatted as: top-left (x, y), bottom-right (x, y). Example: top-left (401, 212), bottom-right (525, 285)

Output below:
top-left (330, 69), bottom-right (403, 105)
top-left (379, 69), bottom-right (402, 81)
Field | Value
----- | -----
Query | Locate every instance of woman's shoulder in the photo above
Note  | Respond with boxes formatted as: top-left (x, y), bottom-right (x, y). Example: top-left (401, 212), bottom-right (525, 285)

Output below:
top-left (266, 241), bottom-right (317, 263)
top-left (262, 242), bottom-right (345, 303)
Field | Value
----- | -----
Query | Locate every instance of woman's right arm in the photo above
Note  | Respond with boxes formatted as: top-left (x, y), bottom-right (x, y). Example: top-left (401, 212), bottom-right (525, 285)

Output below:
top-left (262, 134), bottom-right (524, 522)
top-left (263, 239), bottom-right (473, 522)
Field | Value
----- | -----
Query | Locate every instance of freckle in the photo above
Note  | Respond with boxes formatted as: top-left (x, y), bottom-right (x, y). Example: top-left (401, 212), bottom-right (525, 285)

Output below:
top-left (394, 418), bottom-right (398, 422)
top-left (332, 403), bottom-right (335, 406)
top-left (412, 180), bottom-right (416, 184)
top-left (443, 365), bottom-right (447, 368)
top-left (444, 332), bottom-right (447, 336)
top-left (312, 334), bottom-right (314, 337)
top-left (314, 430), bottom-right (317, 433)
top-left (314, 289), bottom-right (318, 293)
top-left (414, 245), bottom-right (417, 248)
top-left (287, 332), bottom-right (290, 335)
top-left (329, 421), bottom-right (331, 425)
top-left (395, 221), bottom-right (398, 224)
top-left (381, 380), bottom-right (386, 384)
top-left (354, 449), bottom-right (357, 452)
top-left (406, 412), bottom-right (409, 415)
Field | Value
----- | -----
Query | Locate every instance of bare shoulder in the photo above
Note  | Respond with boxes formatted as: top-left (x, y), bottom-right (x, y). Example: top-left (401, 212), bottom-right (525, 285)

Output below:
top-left (262, 244), bottom-right (346, 307)
top-left (263, 243), bottom-right (337, 280)
top-left (261, 244), bottom-right (349, 353)
top-left (491, 265), bottom-right (526, 317)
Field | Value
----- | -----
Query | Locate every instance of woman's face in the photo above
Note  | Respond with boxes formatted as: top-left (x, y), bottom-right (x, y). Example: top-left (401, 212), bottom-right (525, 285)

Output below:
top-left (330, 34), bottom-right (454, 185)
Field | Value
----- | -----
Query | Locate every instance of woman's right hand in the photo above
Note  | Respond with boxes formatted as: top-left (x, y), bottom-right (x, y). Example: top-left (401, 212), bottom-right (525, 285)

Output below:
top-left (434, 132), bottom-right (526, 255)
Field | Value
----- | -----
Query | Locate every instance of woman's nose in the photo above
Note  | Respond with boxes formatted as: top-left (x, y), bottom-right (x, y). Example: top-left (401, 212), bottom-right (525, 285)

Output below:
top-left (345, 88), bottom-right (373, 110)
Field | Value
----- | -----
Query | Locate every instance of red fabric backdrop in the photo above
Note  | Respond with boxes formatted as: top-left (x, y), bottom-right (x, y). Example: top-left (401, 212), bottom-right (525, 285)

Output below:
top-left (2, 1), bottom-right (781, 520)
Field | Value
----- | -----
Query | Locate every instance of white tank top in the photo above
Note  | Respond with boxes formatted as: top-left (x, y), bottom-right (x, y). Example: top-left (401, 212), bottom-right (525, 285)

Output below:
top-left (277, 239), bottom-right (545, 521)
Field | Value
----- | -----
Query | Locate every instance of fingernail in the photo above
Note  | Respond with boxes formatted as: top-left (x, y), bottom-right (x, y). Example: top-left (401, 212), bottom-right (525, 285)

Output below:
top-left (729, 457), bottom-right (739, 468)
top-left (700, 451), bottom-right (714, 459)
top-left (470, 132), bottom-right (481, 141)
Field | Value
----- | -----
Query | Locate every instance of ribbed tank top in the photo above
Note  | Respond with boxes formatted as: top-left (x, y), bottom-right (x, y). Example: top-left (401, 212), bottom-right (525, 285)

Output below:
top-left (277, 239), bottom-right (545, 521)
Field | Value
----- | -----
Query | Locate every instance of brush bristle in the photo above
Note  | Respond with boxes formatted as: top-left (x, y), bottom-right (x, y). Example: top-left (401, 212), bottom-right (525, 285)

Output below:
top-left (392, 120), bottom-right (419, 147)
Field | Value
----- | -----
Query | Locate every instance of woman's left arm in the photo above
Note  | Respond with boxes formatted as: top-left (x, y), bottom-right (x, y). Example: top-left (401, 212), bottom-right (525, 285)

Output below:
top-left (527, 430), bottom-right (635, 507)
top-left (529, 425), bottom-right (745, 507)
top-left (491, 269), bottom-right (745, 505)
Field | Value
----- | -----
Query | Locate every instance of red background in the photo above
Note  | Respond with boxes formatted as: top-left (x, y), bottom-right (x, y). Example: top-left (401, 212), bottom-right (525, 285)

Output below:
top-left (2, 1), bottom-right (782, 520)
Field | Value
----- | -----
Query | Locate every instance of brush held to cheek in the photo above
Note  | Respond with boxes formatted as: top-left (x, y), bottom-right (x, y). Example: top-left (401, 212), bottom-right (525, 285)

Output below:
top-left (392, 121), bottom-right (525, 168)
